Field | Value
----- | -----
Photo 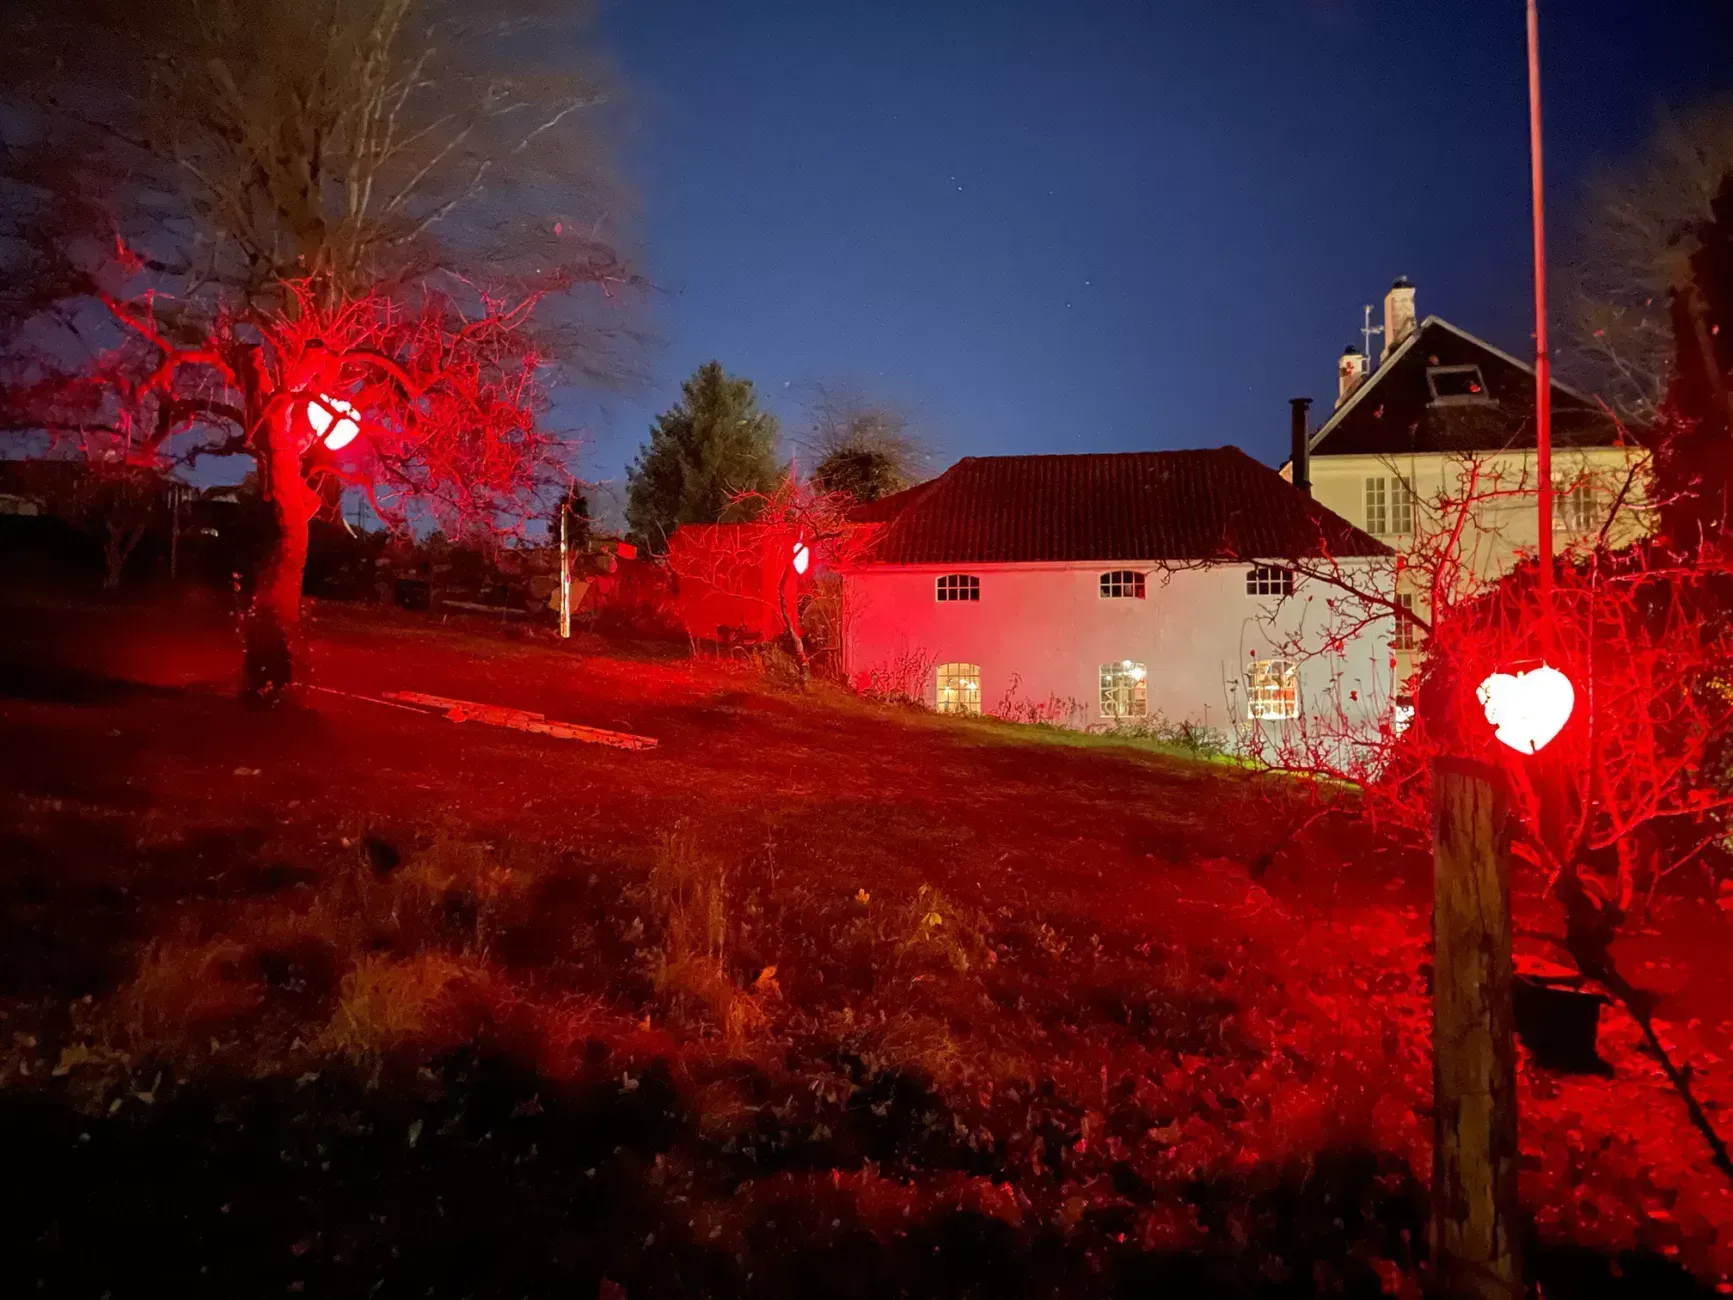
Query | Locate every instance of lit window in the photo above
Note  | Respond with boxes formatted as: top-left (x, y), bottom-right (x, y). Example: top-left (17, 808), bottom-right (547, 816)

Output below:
top-left (1099, 570), bottom-right (1146, 599)
top-left (1099, 660), bottom-right (1147, 718)
top-left (935, 662), bottom-right (981, 715)
top-left (1246, 565), bottom-right (1294, 597)
top-left (1553, 478), bottom-right (1601, 533)
top-left (1364, 476), bottom-right (1413, 536)
top-left (1246, 659), bottom-right (1299, 721)
top-left (935, 574), bottom-right (979, 602)
top-left (1393, 592), bottom-right (1420, 652)
top-left (1426, 364), bottom-right (1492, 404)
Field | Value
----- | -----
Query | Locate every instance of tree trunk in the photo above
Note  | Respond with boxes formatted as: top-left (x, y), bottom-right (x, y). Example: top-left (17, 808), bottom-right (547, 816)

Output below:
top-left (1430, 757), bottom-right (1520, 1299)
top-left (242, 416), bottom-right (317, 703)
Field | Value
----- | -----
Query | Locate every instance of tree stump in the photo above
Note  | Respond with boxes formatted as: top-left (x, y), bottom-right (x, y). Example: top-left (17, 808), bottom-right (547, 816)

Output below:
top-left (1431, 757), bottom-right (1520, 1298)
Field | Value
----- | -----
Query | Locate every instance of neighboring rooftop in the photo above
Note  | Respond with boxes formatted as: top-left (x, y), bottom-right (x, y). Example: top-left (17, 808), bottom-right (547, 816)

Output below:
top-left (853, 447), bottom-right (1389, 567)
top-left (1310, 315), bottom-right (1628, 458)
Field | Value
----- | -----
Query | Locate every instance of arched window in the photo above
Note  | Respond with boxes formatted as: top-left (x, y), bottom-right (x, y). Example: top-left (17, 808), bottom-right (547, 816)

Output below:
top-left (1098, 570), bottom-right (1146, 599)
top-left (935, 574), bottom-right (980, 602)
top-left (935, 663), bottom-right (982, 715)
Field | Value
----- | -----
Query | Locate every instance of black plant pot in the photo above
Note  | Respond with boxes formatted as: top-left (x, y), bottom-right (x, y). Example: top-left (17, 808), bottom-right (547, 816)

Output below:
top-left (1513, 974), bottom-right (1611, 1075)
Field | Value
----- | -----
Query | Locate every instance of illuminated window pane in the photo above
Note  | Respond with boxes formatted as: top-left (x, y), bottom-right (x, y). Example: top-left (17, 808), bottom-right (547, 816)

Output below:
top-left (1245, 565), bottom-right (1294, 597)
top-left (935, 662), bottom-right (981, 715)
top-left (935, 574), bottom-right (980, 602)
top-left (1098, 569), bottom-right (1146, 599)
top-left (1246, 658), bottom-right (1299, 720)
top-left (1098, 661), bottom-right (1147, 718)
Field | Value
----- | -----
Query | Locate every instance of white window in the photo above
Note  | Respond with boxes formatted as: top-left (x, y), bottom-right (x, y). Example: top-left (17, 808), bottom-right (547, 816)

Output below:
top-left (1246, 565), bottom-right (1294, 597)
top-left (1099, 570), bottom-right (1146, 599)
top-left (1393, 592), bottom-right (1419, 652)
top-left (935, 574), bottom-right (979, 602)
top-left (1553, 477), bottom-right (1602, 533)
top-left (1246, 659), bottom-right (1299, 721)
top-left (1426, 364), bottom-right (1492, 404)
top-left (1364, 476), bottom-right (1413, 536)
top-left (1098, 660), bottom-right (1147, 718)
top-left (935, 662), bottom-right (981, 715)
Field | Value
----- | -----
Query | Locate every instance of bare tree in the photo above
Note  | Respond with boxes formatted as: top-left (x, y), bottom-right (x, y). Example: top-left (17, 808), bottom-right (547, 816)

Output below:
top-left (0, 0), bottom-right (638, 698)
top-left (1561, 99), bottom-right (1733, 422)
top-left (802, 382), bottom-right (927, 503)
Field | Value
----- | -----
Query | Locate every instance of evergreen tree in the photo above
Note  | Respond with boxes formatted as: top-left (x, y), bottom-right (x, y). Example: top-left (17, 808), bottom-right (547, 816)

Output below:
top-left (626, 361), bottom-right (782, 549)
top-left (1658, 171), bottom-right (1733, 547)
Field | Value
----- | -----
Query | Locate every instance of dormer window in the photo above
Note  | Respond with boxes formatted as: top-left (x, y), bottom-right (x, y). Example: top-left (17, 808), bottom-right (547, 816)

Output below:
top-left (935, 574), bottom-right (979, 602)
top-left (1098, 570), bottom-right (1146, 599)
top-left (1426, 364), bottom-right (1492, 405)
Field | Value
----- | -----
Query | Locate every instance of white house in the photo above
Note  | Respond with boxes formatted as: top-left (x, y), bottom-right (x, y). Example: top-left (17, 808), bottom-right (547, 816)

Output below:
top-left (840, 447), bottom-right (1395, 757)
top-left (1289, 278), bottom-right (1649, 683)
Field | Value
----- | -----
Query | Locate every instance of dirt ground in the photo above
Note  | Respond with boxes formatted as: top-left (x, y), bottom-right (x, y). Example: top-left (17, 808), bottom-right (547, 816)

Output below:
top-left (3, 584), bottom-right (1732, 1298)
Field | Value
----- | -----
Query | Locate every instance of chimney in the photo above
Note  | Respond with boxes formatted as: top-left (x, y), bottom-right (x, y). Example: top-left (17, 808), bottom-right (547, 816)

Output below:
top-left (1289, 396), bottom-right (1313, 496)
top-left (1337, 346), bottom-right (1368, 404)
top-left (1382, 276), bottom-right (1416, 361)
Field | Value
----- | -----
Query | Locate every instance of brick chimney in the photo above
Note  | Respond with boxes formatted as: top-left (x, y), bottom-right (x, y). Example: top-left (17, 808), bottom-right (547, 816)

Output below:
top-left (1382, 277), bottom-right (1416, 361)
top-left (1337, 346), bottom-right (1368, 404)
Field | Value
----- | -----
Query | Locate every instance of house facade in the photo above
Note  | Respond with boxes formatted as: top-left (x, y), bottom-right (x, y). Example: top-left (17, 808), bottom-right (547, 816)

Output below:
top-left (841, 447), bottom-right (1395, 756)
top-left (1291, 279), bottom-right (1650, 681)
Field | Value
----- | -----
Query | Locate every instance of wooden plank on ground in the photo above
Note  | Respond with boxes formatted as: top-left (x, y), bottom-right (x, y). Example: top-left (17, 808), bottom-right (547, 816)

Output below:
top-left (379, 690), bottom-right (658, 751)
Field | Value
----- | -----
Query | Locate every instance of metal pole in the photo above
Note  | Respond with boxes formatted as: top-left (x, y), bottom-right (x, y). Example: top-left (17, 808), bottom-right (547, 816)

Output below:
top-left (1527, 0), bottom-right (1553, 598)
top-left (559, 505), bottom-right (571, 639)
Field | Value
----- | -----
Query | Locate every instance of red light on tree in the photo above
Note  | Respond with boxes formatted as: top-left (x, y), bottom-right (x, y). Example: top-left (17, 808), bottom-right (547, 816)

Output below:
top-left (306, 394), bottom-right (361, 451)
top-left (1475, 663), bottom-right (1574, 754)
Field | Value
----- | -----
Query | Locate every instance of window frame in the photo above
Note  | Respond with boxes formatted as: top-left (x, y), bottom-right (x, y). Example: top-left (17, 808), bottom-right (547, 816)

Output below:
top-left (1098, 569), bottom-right (1147, 600)
top-left (1553, 476), bottom-right (1602, 533)
top-left (1364, 475), bottom-right (1388, 536)
top-left (1393, 592), bottom-right (1419, 652)
top-left (1097, 660), bottom-right (1148, 719)
top-left (1364, 474), bottom-right (1414, 537)
top-left (934, 662), bottom-right (982, 716)
top-left (1245, 565), bottom-right (1295, 598)
top-left (1246, 658), bottom-right (1299, 721)
top-left (1425, 363), bottom-right (1493, 405)
top-left (934, 573), bottom-right (980, 602)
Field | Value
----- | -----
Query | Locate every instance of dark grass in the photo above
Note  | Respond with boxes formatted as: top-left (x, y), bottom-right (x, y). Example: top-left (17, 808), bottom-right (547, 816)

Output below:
top-left (0, 587), bottom-right (1723, 1297)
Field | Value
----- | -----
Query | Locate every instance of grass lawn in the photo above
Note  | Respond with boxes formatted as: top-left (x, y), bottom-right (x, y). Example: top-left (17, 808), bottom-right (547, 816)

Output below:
top-left (3, 585), bottom-right (1731, 1297)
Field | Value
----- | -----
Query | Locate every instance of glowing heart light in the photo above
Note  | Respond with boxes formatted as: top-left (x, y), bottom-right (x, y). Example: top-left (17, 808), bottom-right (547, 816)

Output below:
top-left (791, 540), bottom-right (810, 574)
top-left (307, 394), bottom-right (361, 451)
top-left (1475, 664), bottom-right (1574, 754)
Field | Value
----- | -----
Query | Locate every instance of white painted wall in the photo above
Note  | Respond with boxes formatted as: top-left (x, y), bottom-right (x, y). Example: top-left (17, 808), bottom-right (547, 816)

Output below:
top-left (1304, 446), bottom-right (1650, 681)
top-left (842, 560), bottom-right (1393, 756)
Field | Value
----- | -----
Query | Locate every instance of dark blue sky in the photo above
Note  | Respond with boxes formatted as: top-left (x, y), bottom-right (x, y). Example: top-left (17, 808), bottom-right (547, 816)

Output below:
top-left (579, 0), bottom-right (1723, 502)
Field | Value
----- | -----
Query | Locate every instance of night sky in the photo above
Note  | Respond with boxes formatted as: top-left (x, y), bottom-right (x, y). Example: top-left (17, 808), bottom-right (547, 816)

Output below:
top-left (582, 0), bottom-right (1724, 504)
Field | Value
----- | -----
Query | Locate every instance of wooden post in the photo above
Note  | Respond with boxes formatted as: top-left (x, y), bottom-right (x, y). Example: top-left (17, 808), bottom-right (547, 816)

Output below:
top-left (1431, 756), bottom-right (1520, 1298)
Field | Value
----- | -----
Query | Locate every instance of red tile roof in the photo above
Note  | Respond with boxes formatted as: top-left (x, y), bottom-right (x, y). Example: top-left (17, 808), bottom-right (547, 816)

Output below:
top-left (853, 447), bottom-right (1389, 566)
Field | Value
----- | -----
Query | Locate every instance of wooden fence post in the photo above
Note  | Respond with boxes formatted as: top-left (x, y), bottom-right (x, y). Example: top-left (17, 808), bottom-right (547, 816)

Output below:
top-left (1431, 756), bottom-right (1520, 1298)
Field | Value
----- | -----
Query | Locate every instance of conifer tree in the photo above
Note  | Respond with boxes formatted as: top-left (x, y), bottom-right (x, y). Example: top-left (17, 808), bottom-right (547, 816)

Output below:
top-left (626, 361), bottom-right (782, 549)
